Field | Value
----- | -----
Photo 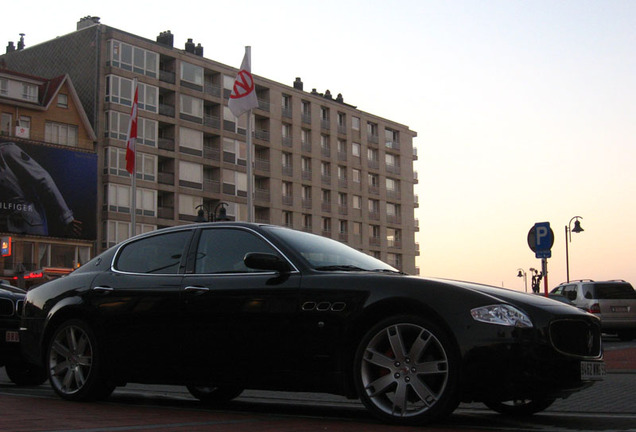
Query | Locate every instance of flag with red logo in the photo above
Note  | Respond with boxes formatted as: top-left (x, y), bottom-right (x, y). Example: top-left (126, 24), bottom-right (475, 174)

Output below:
top-left (125, 81), bottom-right (139, 174)
top-left (228, 47), bottom-right (258, 118)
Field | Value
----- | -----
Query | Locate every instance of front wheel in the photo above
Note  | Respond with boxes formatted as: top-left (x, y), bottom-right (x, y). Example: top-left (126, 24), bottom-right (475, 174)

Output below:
top-left (353, 315), bottom-right (460, 426)
top-left (47, 319), bottom-right (114, 401)
top-left (484, 397), bottom-right (556, 416)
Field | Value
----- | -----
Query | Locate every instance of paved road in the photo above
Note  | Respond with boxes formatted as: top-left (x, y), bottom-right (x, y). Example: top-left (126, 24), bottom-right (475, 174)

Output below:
top-left (1, 340), bottom-right (634, 432)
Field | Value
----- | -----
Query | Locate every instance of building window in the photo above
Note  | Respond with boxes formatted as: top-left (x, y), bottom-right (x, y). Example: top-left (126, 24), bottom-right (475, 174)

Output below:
top-left (282, 94), bottom-right (292, 118)
top-left (45, 121), bottom-right (78, 146)
top-left (0, 78), bottom-right (7, 96)
top-left (106, 111), bottom-right (156, 147)
top-left (353, 195), bottom-right (362, 209)
top-left (223, 138), bottom-right (246, 165)
top-left (222, 169), bottom-right (247, 197)
top-left (22, 83), bottom-right (37, 102)
top-left (301, 100), bottom-right (311, 123)
top-left (322, 217), bottom-right (331, 234)
top-left (179, 127), bottom-right (203, 153)
top-left (302, 214), bottom-right (312, 231)
top-left (179, 161), bottom-right (203, 189)
top-left (180, 62), bottom-right (203, 86)
top-left (1, 113), bottom-right (12, 135)
top-left (352, 116), bottom-right (360, 130)
top-left (352, 142), bottom-right (361, 158)
top-left (106, 76), bottom-right (158, 112)
top-left (180, 94), bottom-right (203, 119)
top-left (105, 147), bottom-right (156, 180)
top-left (106, 184), bottom-right (156, 217)
top-left (57, 94), bottom-right (68, 108)
top-left (352, 169), bottom-right (361, 184)
top-left (108, 39), bottom-right (158, 78)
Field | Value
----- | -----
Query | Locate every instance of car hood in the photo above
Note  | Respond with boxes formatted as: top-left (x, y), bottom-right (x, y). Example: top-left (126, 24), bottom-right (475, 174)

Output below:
top-left (0, 285), bottom-right (26, 297)
top-left (430, 278), bottom-right (585, 312)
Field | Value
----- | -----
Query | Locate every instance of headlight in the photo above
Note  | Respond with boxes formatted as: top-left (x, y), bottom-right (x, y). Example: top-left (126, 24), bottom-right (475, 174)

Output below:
top-left (470, 304), bottom-right (533, 328)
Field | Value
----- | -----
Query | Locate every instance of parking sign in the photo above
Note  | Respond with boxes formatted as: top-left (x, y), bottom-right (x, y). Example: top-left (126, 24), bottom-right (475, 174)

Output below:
top-left (527, 222), bottom-right (554, 259)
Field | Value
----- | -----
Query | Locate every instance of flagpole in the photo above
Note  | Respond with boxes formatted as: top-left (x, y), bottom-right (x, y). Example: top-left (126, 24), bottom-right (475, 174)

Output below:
top-left (130, 78), bottom-right (137, 237)
top-left (247, 106), bottom-right (254, 223)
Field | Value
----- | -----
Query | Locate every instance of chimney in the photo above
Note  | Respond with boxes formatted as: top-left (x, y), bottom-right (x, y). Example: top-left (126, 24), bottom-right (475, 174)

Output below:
top-left (5, 41), bottom-right (15, 54)
top-left (336, 93), bottom-right (344, 103)
top-left (185, 38), bottom-right (195, 54)
top-left (293, 77), bottom-right (303, 91)
top-left (156, 31), bottom-right (174, 47)
top-left (17, 34), bottom-right (25, 51)
top-left (195, 43), bottom-right (204, 57)
top-left (324, 90), bottom-right (332, 100)
top-left (77, 16), bottom-right (100, 30)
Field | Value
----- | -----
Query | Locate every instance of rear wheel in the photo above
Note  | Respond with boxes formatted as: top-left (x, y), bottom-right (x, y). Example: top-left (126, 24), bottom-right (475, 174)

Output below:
top-left (484, 397), bottom-right (556, 416)
top-left (186, 385), bottom-right (243, 403)
top-left (353, 315), bottom-right (460, 425)
top-left (47, 319), bottom-right (114, 401)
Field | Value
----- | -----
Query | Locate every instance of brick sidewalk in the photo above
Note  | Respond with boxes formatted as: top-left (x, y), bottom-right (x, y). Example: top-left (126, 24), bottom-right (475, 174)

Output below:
top-left (604, 347), bottom-right (636, 371)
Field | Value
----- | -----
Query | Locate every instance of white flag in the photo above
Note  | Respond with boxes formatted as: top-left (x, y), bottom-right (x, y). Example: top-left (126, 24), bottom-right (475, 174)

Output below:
top-left (228, 47), bottom-right (258, 118)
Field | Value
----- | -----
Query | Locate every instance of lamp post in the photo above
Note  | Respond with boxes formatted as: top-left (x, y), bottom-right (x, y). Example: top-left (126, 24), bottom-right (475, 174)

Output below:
top-left (564, 216), bottom-right (584, 283)
top-left (516, 268), bottom-right (527, 293)
top-left (195, 202), bottom-right (230, 222)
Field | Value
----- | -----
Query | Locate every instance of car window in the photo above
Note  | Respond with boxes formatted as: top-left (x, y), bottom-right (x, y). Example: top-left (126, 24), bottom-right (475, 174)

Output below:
top-left (195, 228), bottom-right (280, 274)
top-left (582, 284), bottom-right (595, 299)
top-left (593, 283), bottom-right (636, 299)
top-left (116, 231), bottom-right (191, 274)
top-left (563, 285), bottom-right (577, 301)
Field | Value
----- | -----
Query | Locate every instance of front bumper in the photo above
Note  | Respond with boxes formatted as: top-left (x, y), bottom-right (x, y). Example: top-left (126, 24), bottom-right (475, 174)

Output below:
top-left (459, 317), bottom-right (604, 402)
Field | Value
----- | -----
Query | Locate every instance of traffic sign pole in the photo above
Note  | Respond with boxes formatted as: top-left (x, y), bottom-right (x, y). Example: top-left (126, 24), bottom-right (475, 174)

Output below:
top-left (542, 258), bottom-right (548, 297)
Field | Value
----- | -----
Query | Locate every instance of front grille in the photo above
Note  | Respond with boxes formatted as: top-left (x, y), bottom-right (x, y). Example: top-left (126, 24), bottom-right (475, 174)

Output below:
top-left (0, 298), bottom-right (14, 316)
top-left (15, 299), bottom-right (24, 316)
top-left (550, 319), bottom-right (602, 357)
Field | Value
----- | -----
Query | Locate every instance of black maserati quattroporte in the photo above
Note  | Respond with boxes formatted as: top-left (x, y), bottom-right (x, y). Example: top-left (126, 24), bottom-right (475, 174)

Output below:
top-left (20, 223), bottom-right (605, 425)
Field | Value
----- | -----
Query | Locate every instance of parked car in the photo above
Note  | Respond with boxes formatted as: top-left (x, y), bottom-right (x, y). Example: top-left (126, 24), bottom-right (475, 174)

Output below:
top-left (20, 223), bottom-right (605, 425)
top-left (0, 281), bottom-right (46, 385)
top-left (551, 279), bottom-right (636, 341)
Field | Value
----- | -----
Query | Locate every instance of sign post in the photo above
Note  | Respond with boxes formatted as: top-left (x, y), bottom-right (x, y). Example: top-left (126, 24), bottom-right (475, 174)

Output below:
top-left (527, 222), bottom-right (554, 297)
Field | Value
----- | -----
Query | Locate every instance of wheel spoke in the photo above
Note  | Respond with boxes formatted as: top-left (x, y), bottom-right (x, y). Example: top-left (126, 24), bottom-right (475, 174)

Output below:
top-left (410, 377), bottom-right (436, 406)
top-left (408, 329), bottom-right (431, 360)
top-left (52, 340), bottom-right (72, 359)
top-left (364, 348), bottom-right (395, 369)
top-left (392, 381), bottom-right (408, 415)
top-left (387, 325), bottom-right (407, 359)
top-left (414, 360), bottom-right (447, 375)
top-left (366, 374), bottom-right (396, 397)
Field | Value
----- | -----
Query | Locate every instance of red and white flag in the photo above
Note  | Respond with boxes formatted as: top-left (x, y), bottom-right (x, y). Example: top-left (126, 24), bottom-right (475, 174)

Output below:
top-left (228, 47), bottom-right (258, 118)
top-left (125, 81), bottom-right (139, 175)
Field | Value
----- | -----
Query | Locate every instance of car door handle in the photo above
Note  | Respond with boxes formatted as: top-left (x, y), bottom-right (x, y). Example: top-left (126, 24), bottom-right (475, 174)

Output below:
top-left (184, 286), bottom-right (210, 294)
top-left (93, 286), bottom-right (114, 293)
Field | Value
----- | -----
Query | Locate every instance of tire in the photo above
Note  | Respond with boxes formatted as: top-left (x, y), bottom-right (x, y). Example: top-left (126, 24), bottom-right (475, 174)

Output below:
top-left (484, 397), bottom-right (556, 416)
top-left (186, 385), bottom-right (243, 403)
top-left (5, 362), bottom-right (47, 386)
top-left (353, 315), bottom-right (460, 426)
top-left (46, 319), bottom-right (115, 401)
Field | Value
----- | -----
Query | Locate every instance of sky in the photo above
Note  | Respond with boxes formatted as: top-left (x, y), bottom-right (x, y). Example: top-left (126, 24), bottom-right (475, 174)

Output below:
top-left (3, 0), bottom-right (635, 291)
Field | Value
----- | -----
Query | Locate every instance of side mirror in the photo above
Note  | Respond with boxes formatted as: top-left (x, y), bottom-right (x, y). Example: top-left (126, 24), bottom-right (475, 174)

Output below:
top-left (244, 252), bottom-right (290, 273)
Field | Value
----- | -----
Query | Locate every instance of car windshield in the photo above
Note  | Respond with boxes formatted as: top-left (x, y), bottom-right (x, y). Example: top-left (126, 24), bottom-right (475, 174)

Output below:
top-left (264, 226), bottom-right (399, 273)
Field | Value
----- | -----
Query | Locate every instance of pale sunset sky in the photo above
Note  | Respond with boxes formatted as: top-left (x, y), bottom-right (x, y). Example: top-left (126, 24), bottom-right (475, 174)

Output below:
top-left (3, 0), bottom-right (635, 291)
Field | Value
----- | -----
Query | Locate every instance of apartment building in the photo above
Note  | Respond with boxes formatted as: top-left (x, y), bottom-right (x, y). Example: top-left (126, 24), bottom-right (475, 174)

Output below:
top-left (1, 16), bottom-right (420, 273)
top-left (0, 68), bottom-right (97, 286)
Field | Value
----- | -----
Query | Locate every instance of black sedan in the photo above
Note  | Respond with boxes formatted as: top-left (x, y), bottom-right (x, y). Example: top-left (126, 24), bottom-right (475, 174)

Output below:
top-left (20, 223), bottom-right (604, 425)
top-left (1, 281), bottom-right (46, 385)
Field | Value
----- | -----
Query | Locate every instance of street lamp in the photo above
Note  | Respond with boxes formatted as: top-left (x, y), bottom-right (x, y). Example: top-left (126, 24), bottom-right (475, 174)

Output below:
top-left (564, 216), bottom-right (584, 283)
top-left (516, 268), bottom-right (527, 293)
top-left (195, 202), bottom-right (230, 222)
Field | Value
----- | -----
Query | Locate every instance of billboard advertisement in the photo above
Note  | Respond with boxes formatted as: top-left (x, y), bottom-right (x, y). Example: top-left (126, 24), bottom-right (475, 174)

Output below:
top-left (0, 139), bottom-right (97, 240)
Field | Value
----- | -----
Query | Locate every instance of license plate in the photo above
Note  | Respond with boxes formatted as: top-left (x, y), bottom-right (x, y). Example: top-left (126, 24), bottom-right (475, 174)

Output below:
top-left (5, 330), bottom-right (19, 343)
top-left (610, 306), bottom-right (628, 313)
top-left (581, 361), bottom-right (606, 380)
